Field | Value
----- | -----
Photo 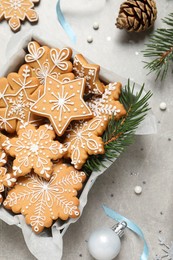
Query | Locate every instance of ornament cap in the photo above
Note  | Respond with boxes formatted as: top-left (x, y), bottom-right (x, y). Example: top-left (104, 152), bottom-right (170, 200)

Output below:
top-left (112, 221), bottom-right (127, 238)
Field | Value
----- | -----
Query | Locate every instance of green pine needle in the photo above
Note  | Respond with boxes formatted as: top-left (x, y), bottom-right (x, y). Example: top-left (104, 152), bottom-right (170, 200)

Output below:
top-left (82, 80), bottom-right (152, 174)
top-left (143, 13), bottom-right (173, 80)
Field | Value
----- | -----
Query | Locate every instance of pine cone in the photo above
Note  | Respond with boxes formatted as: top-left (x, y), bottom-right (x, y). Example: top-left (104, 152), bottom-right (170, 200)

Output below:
top-left (116, 0), bottom-right (157, 32)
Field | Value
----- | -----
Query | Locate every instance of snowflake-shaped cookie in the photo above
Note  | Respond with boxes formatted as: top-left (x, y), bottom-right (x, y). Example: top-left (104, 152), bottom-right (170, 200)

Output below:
top-left (0, 0), bottom-right (40, 32)
top-left (63, 116), bottom-right (109, 169)
top-left (0, 136), bottom-right (16, 203)
top-left (3, 162), bottom-right (86, 233)
top-left (86, 82), bottom-right (126, 120)
top-left (73, 54), bottom-right (105, 95)
top-left (2, 124), bottom-right (67, 180)
top-left (31, 76), bottom-right (93, 136)
top-left (25, 41), bottom-right (73, 85)
top-left (0, 64), bottom-right (44, 133)
top-left (0, 167), bottom-right (16, 204)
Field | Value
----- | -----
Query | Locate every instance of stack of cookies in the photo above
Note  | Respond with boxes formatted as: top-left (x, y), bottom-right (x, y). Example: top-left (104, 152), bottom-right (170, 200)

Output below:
top-left (0, 41), bottom-right (126, 234)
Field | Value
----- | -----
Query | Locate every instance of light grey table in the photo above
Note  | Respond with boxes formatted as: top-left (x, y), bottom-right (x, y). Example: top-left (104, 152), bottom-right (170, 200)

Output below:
top-left (0, 0), bottom-right (173, 259)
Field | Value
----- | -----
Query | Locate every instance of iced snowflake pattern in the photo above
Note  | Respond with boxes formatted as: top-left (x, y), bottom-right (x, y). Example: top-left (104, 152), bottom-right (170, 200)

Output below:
top-left (31, 76), bottom-right (93, 136)
top-left (0, 0), bottom-right (40, 31)
top-left (7, 91), bottom-right (32, 119)
top-left (63, 116), bottom-right (109, 169)
top-left (0, 64), bottom-right (44, 133)
top-left (2, 124), bottom-right (67, 180)
top-left (25, 41), bottom-right (73, 85)
top-left (0, 149), bottom-right (6, 167)
top-left (73, 54), bottom-right (105, 95)
top-left (86, 82), bottom-right (126, 120)
top-left (0, 167), bottom-right (16, 204)
top-left (3, 162), bottom-right (86, 233)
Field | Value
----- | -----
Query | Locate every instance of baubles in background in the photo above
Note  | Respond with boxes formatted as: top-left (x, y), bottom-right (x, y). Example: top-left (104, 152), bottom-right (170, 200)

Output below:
top-left (88, 222), bottom-right (127, 260)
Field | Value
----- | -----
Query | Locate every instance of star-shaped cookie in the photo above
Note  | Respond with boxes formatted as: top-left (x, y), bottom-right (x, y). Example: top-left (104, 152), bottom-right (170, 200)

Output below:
top-left (73, 54), bottom-right (105, 95)
top-left (31, 76), bottom-right (93, 136)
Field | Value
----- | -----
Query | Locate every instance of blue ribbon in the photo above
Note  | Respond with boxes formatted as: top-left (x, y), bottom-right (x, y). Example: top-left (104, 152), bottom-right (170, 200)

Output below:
top-left (103, 205), bottom-right (149, 260)
top-left (56, 0), bottom-right (76, 44)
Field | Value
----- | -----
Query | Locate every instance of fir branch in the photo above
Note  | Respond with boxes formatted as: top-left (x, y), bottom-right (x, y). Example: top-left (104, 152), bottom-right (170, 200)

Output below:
top-left (143, 13), bottom-right (173, 80)
top-left (82, 80), bottom-right (152, 174)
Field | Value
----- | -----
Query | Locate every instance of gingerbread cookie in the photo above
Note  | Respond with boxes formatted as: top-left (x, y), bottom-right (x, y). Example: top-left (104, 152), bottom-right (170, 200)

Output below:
top-left (0, 64), bottom-right (44, 133)
top-left (73, 54), bottom-right (105, 95)
top-left (2, 124), bottom-right (67, 180)
top-left (3, 162), bottom-right (86, 233)
top-left (0, 167), bottom-right (16, 203)
top-left (86, 82), bottom-right (126, 120)
top-left (0, 0), bottom-right (40, 32)
top-left (25, 41), bottom-right (73, 85)
top-left (63, 116), bottom-right (109, 169)
top-left (0, 141), bottom-right (7, 167)
top-left (0, 134), bottom-right (16, 204)
top-left (31, 76), bottom-right (93, 136)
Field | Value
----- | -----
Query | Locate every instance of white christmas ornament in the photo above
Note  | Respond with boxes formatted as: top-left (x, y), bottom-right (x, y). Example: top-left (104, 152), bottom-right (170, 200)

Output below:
top-left (88, 222), bottom-right (127, 260)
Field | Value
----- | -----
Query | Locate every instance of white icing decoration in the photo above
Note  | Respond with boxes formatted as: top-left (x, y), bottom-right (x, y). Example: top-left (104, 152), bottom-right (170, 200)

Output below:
top-left (49, 85), bottom-right (75, 121)
top-left (30, 76), bottom-right (93, 136)
top-left (0, 152), bottom-right (6, 165)
top-left (86, 83), bottom-right (121, 117)
top-left (0, 65), bottom-right (43, 132)
top-left (25, 42), bottom-right (72, 85)
top-left (64, 117), bottom-right (107, 168)
top-left (0, 167), bottom-right (16, 195)
top-left (2, 124), bottom-right (67, 178)
top-left (0, 0), bottom-right (39, 31)
top-left (4, 165), bottom-right (85, 233)
top-left (73, 55), bottom-right (103, 94)
top-left (50, 48), bottom-right (71, 71)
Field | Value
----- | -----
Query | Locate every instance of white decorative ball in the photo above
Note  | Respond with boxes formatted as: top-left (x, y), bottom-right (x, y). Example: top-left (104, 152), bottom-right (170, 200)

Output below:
top-left (87, 36), bottom-right (93, 43)
top-left (93, 22), bottom-right (99, 30)
top-left (159, 102), bottom-right (167, 111)
top-left (88, 227), bottom-right (121, 260)
top-left (134, 185), bottom-right (142, 194)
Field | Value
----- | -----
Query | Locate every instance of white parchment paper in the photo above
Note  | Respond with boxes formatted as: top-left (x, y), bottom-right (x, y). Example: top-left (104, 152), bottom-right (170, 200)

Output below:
top-left (0, 31), bottom-right (157, 260)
